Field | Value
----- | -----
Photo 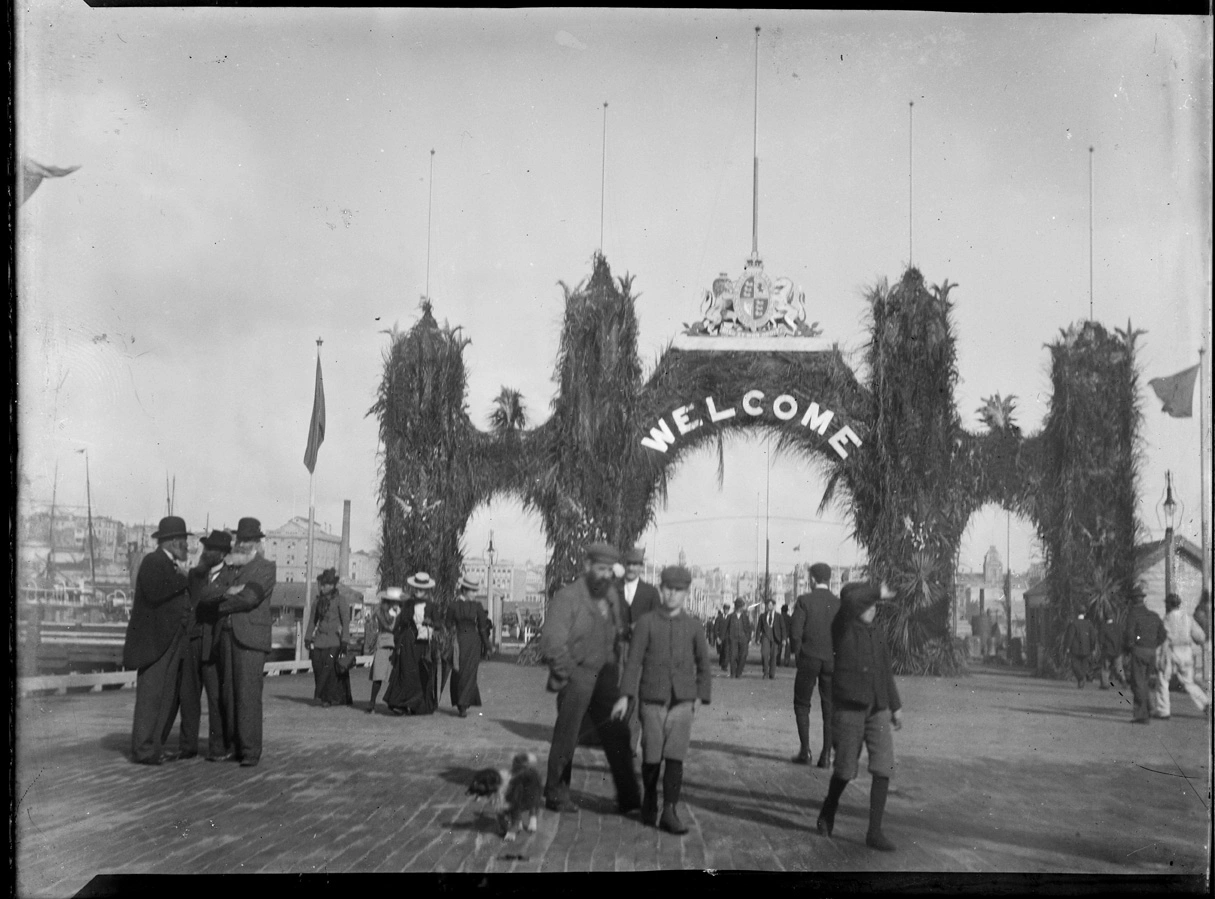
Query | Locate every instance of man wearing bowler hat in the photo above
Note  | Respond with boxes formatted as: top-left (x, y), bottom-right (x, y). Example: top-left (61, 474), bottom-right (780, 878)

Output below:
top-left (790, 562), bottom-right (840, 767)
top-left (539, 542), bottom-right (641, 815)
top-left (200, 517), bottom-right (277, 766)
top-left (169, 529), bottom-right (233, 760)
top-left (122, 515), bottom-right (193, 765)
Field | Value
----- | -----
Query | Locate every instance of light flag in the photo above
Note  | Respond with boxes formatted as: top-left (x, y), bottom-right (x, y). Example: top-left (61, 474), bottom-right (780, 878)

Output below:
top-left (19, 159), bottom-right (80, 206)
top-left (304, 355), bottom-right (326, 473)
top-left (1148, 364), bottom-right (1199, 419)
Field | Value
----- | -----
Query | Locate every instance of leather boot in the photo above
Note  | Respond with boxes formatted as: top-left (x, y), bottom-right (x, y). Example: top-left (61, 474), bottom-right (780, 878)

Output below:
top-left (791, 707), bottom-right (811, 763)
top-left (659, 760), bottom-right (689, 834)
top-left (641, 763), bottom-right (661, 827)
top-left (817, 775), bottom-right (848, 837)
top-left (816, 717), bottom-right (833, 768)
top-left (865, 775), bottom-right (896, 851)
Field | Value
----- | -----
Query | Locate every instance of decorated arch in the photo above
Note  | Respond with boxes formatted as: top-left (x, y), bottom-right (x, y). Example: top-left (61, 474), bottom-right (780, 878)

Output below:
top-left (372, 252), bottom-right (1143, 675)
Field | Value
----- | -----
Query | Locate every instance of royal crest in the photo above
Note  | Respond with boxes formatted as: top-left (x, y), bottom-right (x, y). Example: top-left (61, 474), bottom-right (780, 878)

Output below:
top-left (681, 257), bottom-right (823, 343)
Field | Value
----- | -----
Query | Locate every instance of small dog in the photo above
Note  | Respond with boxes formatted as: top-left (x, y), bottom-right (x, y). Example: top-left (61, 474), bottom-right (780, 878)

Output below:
top-left (467, 751), bottom-right (544, 841)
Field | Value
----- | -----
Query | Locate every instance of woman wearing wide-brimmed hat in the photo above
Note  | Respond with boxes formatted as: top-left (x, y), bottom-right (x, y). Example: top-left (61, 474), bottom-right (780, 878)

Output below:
top-left (305, 567), bottom-right (353, 708)
top-left (384, 573), bottom-right (441, 715)
top-left (364, 586), bottom-right (405, 714)
top-left (447, 575), bottom-right (493, 717)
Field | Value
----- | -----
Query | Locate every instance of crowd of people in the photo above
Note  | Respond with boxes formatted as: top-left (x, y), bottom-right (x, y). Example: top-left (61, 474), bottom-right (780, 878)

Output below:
top-left (121, 516), bottom-right (1208, 850)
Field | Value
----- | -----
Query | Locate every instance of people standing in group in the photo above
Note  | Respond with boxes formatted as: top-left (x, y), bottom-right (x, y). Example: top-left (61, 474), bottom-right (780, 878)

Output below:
top-left (122, 516), bottom-right (193, 765)
top-left (173, 529), bottom-right (232, 760)
top-left (816, 582), bottom-right (903, 852)
top-left (1097, 610), bottom-right (1126, 690)
top-left (365, 587), bottom-right (404, 714)
top-left (713, 604), bottom-right (731, 673)
top-left (305, 567), bottom-right (352, 709)
top-left (726, 598), bottom-right (752, 678)
top-left (614, 566), bottom-right (711, 835)
top-left (447, 575), bottom-right (492, 718)
top-left (539, 542), bottom-right (640, 815)
top-left (1153, 593), bottom-right (1210, 719)
top-left (200, 517), bottom-right (276, 767)
top-left (1063, 609), bottom-right (1097, 689)
top-left (1123, 584), bottom-right (1166, 724)
top-left (385, 573), bottom-right (441, 716)
top-left (617, 547), bottom-right (661, 753)
top-left (789, 562), bottom-right (839, 768)
top-left (756, 598), bottom-right (785, 680)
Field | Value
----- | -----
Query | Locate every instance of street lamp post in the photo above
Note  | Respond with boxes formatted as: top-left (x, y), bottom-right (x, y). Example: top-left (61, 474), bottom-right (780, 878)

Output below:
top-left (1163, 471), bottom-right (1177, 598)
top-left (486, 531), bottom-right (499, 650)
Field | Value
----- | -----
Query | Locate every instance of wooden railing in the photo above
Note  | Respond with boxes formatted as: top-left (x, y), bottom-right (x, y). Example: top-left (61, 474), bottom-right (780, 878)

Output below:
top-left (17, 655), bottom-right (373, 696)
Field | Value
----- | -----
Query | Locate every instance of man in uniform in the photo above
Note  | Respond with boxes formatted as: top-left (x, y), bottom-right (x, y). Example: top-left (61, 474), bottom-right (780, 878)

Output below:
top-left (1123, 584), bottom-right (1166, 724)
top-left (540, 542), bottom-right (641, 814)
top-left (756, 598), bottom-right (785, 680)
top-left (789, 562), bottom-right (839, 767)
top-left (202, 517), bottom-right (276, 766)
top-left (122, 516), bottom-right (193, 765)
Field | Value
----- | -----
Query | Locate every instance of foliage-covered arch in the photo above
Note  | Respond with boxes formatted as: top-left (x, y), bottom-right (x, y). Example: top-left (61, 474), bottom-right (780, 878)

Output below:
top-left (372, 254), bottom-right (1142, 675)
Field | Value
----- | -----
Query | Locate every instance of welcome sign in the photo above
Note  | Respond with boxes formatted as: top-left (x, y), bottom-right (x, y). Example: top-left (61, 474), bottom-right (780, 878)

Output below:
top-left (640, 390), bottom-right (863, 459)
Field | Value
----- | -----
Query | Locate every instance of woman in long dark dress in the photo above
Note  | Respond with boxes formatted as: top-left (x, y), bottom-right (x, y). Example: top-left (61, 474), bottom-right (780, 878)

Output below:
top-left (448, 576), bottom-right (492, 717)
top-left (384, 573), bottom-right (440, 716)
top-left (305, 567), bottom-right (352, 707)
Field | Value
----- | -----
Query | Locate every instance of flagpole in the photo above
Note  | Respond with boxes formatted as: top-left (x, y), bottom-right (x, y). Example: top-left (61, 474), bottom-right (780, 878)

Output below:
top-left (909, 100), bottom-right (914, 266)
top-left (600, 101), bottom-right (608, 254)
top-left (1201, 345), bottom-right (1210, 594)
top-left (751, 25), bottom-right (760, 259)
top-left (1088, 146), bottom-right (1094, 321)
top-left (300, 338), bottom-right (323, 662)
top-left (426, 149), bottom-right (435, 302)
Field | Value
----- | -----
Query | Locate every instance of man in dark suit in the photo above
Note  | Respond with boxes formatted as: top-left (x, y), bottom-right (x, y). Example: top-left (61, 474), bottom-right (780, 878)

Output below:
top-left (122, 516), bottom-right (192, 765)
top-left (780, 603), bottom-right (795, 666)
top-left (726, 598), bottom-right (752, 678)
top-left (1123, 584), bottom-right (1166, 724)
top-left (790, 562), bottom-right (839, 767)
top-left (618, 547), bottom-right (661, 753)
top-left (202, 517), bottom-right (276, 766)
top-left (713, 604), bottom-right (731, 672)
top-left (539, 542), bottom-right (640, 815)
top-left (165, 529), bottom-right (232, 760)
top-left (756, 598), bottom-right (786, 679)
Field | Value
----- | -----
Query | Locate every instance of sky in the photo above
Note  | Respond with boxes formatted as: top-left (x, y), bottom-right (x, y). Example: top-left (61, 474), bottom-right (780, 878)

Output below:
top-left (16, 8), bottom-right (1212, 582)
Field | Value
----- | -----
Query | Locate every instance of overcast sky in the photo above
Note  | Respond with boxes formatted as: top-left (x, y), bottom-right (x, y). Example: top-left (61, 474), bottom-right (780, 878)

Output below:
top-left (16, 8), bottom-right (1211, 581)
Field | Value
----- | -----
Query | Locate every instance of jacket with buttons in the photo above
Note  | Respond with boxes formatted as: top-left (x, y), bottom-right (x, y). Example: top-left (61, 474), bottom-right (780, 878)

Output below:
top-left (620, 609), bottom-right (712, 705)
top-left (830, 597), bottom-right (901, 712)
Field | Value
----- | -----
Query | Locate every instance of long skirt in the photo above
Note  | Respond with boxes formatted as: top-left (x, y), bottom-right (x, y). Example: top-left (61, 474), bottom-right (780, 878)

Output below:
top-left (449, 626), bottom-right (484, 710)
top-left (384, 640), bottom-right (439, 715)
top-left (310, 646), bottom-right (353, 705)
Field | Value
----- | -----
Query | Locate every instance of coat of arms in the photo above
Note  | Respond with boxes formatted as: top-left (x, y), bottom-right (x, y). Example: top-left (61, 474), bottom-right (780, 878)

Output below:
top-left (681, 256), bottom-right (821, 340)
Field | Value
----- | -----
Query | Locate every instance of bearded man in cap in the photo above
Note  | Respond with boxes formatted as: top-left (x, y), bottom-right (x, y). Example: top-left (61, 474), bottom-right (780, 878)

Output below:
top-left (168, 529), bottom-right (233, 760)
top-left (788, 562), bottom-right (840, 767)
top-left (199, 517), bottom-right (277, 766)
top-left (123, 516), bottom-right (193, 765)
top-left (539, 542), bottom-right (641, 815)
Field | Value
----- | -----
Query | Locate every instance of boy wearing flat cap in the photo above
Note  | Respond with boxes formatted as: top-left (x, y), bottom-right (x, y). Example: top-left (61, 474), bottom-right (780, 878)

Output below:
top-left (816, 582), bottom-right (903, 851)
top-left (614, 566), bottom-right (711, 834)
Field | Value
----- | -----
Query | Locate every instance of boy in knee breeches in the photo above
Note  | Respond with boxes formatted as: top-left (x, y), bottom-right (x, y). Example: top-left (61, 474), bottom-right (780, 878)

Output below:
top-left (614, 566), bottom-right (712, 834)
top-left (816, 582), bottom-right (904, 852)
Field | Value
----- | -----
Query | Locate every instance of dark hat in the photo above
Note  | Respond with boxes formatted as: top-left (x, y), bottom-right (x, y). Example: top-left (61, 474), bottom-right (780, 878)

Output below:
top-left (839, 582), bottom-right (881, 616)
top-left (624, 547), bottom-right (645, 564)
top-left (809, 562), bottom-right (832, 584)
top-left (660, 566), bottom-right (692, 590)
top-left (733, 598), bottom-right (747, 609)
top-left (234, 517), bottom-right (265, 541)
top-left (152, 516), bottom-right (190, 541)
top-left (1165, 592), bottom-right (1182, 610)
top-left (318, 567), bottom-right (339, 585)
top-left (200, 529), bottom-right (232, 552)
top-left (586, 542), bottom-right (620, 564)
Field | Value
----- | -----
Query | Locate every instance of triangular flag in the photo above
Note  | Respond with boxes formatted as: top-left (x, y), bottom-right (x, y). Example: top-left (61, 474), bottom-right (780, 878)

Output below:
top-left (19, 158), bottom-right (81, 206)
top-left (304, 355), bottom-right (326, 472)
top-left (1148, 364), bottom-right (1199, 418)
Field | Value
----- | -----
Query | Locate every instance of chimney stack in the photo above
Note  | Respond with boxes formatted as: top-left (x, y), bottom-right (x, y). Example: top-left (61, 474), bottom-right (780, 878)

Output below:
top-left (339, 500), bottom-right (351, 580)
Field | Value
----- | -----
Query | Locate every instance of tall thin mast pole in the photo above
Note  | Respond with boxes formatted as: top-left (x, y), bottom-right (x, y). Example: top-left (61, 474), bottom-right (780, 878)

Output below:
top-left (909, 101), bottom-right (914, 266)
top-left (300, 338), bottom-right (322, 662)
top-left (600, 101), bottom-right (608, 254)
top-left (47, 461), bottom-right (58, 586)
top-left (1093, 143), bottom-right (1103, 320)
top-left (1201, 345), bottom-right (1210, 594)
top-left (764, 434), bottom-right (771, 602)
top-left (426, 149), bottom-right (435, 301)
top-left (84, 451), bottom-right (96, 599)
top-left (752, 26), bottom-right (760, 258)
